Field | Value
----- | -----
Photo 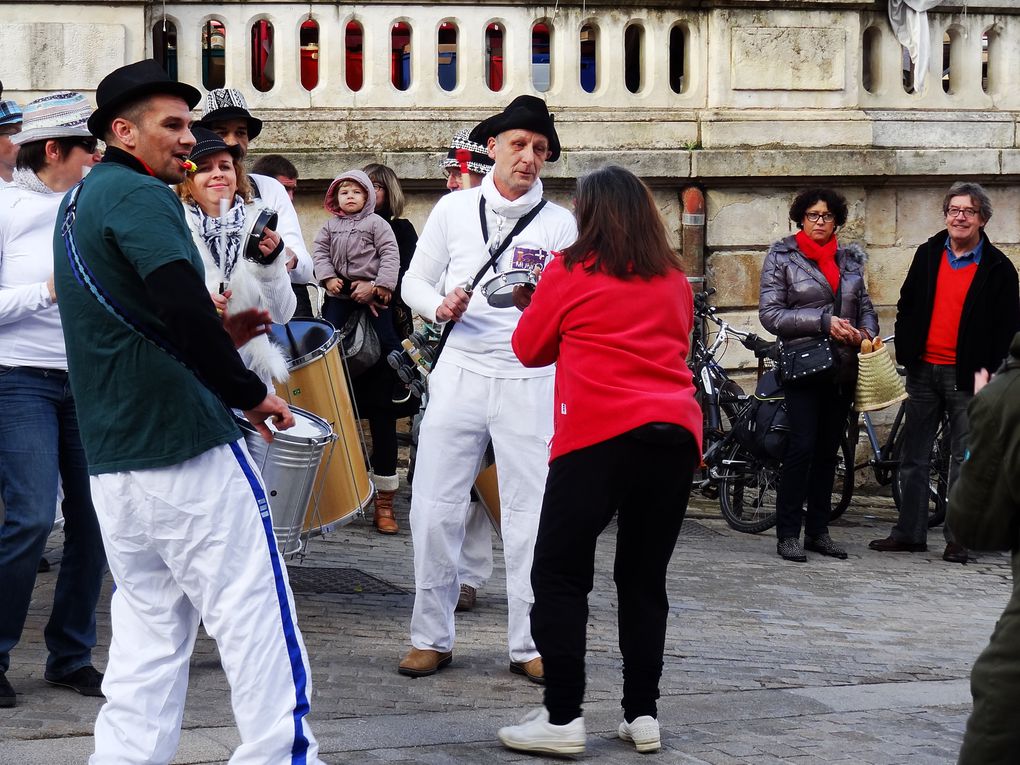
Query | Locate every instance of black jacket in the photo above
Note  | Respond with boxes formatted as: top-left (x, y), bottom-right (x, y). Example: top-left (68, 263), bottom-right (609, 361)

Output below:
top-left (894, 229), bottom-right (1020, 393)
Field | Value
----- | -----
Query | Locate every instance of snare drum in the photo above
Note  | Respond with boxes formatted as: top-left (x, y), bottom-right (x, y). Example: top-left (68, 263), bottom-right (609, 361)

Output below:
top-left (270, 319), bottom-right (374, 532)
top-left (479, 269), bottom-right (539, 308)
top-left (237, 406), bottom-right (335, 557)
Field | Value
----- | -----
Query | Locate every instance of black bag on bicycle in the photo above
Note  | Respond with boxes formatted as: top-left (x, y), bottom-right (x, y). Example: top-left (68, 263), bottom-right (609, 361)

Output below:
top-left (735, 370), bottom-right (789, 462)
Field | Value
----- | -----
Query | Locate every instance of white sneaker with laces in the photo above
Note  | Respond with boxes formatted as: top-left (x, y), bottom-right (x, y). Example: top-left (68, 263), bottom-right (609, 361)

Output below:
top-left (619, 715), bottom-right (661, 752)
top-left (498, 707), bottom-right (586, 755)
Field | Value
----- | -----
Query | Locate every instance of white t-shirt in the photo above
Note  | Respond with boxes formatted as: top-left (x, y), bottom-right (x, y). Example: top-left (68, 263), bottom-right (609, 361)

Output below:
top-left (402, 174), bottom-right (576, 378)
top-left (250, 172), bottom-right (313, 285)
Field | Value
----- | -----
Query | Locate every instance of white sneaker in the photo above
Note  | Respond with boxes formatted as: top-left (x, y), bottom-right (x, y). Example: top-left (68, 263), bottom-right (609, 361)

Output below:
top-left (619, 715), bottom-right (661, 753)
top-left (498, 707), bottom-right (586, 755)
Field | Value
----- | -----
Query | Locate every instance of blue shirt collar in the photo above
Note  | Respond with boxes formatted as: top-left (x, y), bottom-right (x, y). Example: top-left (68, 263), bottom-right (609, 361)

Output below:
top-left (944, 235), bottom-right (983, 270)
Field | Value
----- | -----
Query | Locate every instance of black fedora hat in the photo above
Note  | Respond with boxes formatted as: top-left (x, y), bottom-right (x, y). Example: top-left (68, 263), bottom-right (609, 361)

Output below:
top-left (188, 126), bottom-right (244, 163)
top-left (88, 59), bottom-right (201, 138)
top-left (468, 95), bottom-right (561, 162)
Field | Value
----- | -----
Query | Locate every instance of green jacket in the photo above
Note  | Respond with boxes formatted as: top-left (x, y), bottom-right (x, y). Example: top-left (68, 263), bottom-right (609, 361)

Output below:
top-left (951, 331), bottom-right (1020, 765)
top-left (949, 331), bottom-right (1020, 554)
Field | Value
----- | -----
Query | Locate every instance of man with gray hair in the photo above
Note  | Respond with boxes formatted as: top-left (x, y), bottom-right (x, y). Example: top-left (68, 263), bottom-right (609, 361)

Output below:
top-left (871, 182), bottom-right (1020, 563)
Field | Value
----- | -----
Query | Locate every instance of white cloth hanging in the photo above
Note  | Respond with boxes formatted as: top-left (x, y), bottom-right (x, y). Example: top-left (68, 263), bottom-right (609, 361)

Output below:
top-left (887, 0), bottom-right (949, 92)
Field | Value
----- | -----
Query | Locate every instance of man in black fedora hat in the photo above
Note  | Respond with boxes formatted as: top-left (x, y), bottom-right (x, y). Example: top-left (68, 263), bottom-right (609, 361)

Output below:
top-left (54, 59), bottom-right (323, 764)
top-left (397, 95), bottom-right (576, 688)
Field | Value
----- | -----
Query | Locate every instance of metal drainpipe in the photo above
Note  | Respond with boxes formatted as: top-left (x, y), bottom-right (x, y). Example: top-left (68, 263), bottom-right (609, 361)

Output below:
top-left (680, 185), bottom-right (706, 290)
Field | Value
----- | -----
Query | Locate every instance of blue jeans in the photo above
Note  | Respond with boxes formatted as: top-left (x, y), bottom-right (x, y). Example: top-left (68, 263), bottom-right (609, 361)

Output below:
top-left (894, 363), bottom-right (970, 546)
top-left (0, 365), bottom-right (106, 676)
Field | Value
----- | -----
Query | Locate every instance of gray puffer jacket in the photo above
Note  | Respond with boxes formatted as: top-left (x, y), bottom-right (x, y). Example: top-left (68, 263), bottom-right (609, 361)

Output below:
top-left (759, 235), bottom-right (879, 383)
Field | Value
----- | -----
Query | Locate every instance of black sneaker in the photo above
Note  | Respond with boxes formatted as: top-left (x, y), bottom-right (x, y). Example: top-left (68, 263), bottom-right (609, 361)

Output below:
top-left (805, 533), bottom-right (848, 560)
top-left (0, 670), bottom-right (15, 708)
top-left (777, 537), bottom-right (807, 562)
top-left (44, 665), bottom-right (105, 698)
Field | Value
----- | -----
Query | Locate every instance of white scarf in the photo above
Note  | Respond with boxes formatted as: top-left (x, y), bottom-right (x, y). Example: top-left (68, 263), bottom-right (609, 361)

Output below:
top-left (190, 195), bottom-right (246, 281)
top-left (11, 167), bottom-right (54, 195)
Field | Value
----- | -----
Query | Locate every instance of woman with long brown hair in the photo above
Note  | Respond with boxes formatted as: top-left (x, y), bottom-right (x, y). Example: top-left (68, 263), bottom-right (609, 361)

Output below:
top-left (499, 165), bottom-right (702, 756)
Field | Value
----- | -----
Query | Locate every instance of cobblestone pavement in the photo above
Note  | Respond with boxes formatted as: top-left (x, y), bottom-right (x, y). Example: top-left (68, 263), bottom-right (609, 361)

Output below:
top-left (0, 488), bottom-right (1006, 764)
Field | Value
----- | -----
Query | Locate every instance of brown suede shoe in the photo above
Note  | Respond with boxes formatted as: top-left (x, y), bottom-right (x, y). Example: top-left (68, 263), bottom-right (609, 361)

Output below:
top-left (868, 536), bottom-right (927, 553)
top-left (943, 542), bottom-right (969, 564)
top-left (509, 656), bottom-right (545, 685)
top-left (374, 490), bottom-right (399, 535)
top-left (456, 584), bottom-right (477, 612)
top-left (398, 648), bottom-right (452, 678)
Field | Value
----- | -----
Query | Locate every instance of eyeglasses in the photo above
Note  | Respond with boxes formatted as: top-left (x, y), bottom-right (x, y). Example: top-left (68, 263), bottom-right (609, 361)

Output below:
top-left (73, 138), bottom-right (99, 154)
top-left (805, 212), bottom-right (835, 223)
top-left (946, 206), bottom-right (980, 220)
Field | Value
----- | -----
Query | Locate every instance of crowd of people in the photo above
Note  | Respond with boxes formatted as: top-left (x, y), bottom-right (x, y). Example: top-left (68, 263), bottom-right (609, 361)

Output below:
top-left (0, 61), bottom-right (1019, 763)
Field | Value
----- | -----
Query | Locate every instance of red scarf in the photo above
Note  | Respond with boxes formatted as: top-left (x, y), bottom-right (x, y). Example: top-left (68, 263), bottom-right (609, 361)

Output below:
top-left (795, 230), bottom-right (840, 293)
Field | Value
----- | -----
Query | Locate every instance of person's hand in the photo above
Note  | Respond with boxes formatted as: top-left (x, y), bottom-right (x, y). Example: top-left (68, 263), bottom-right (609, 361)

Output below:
top-left (46, 275), bottom-right (57, 303)
top-left (436, 287), bottom-right (471, 322)
top-left (243, 394), bottom-right (294, 444)
top-left (211, 289), bottom-right (233, 314)
top-left (374, 285), bottom-right (392, 305)
top-left (512, 284), bottom-right (536, 311)
top-left (258, 227), bottom-right (282, 258)
top-left (351, 280), bottom-right (375, 304)
top-left (285, 249), bottom-right (298, 271)
top-left (829, 316), bottom-right (862, 346)
top-left (223, 306), bottom-right (272, 348)
top-left (974, 368), bottom-right (991, 394)
top-left (324, 277), bottom-right (343, 296)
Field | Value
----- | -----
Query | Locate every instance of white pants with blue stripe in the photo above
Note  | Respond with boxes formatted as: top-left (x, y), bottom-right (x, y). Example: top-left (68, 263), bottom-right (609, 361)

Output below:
top-left (87, 440), bottom-right (321, 765)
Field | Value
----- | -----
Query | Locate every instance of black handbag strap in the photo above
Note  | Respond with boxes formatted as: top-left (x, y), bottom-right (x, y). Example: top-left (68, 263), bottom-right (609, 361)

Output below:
top-left (430, 196), bottom-right (548, 365)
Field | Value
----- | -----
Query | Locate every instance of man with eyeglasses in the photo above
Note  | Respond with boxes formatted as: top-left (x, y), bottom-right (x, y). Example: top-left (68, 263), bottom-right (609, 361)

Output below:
top-left (871, 182), bottom-right (1020, 564)
top-left (0, 95), bottom-right (23, 186)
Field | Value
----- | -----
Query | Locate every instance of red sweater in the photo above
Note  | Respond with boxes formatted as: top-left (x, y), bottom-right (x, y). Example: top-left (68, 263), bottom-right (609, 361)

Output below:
top-left (923, 250), bottom-right (978, 364)
top-left (512, 253), bottom-right (703, 462)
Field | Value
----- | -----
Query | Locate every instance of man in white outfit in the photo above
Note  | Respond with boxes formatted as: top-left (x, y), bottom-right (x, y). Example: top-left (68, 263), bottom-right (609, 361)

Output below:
top-left (399, 96), bottom-right (577, 681)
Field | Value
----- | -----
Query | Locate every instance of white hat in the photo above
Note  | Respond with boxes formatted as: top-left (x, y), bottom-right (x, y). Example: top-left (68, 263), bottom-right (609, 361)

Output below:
top-left (11, 91), bottom-right (92, 145)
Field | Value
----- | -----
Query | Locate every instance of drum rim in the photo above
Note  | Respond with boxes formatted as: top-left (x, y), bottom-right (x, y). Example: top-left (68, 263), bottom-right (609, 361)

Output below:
top-left (480, 269), bottom-right (537, 305)
top-left (274, 318), bottom-right (339, 370)
top-left (235, 405), bottom-right (334, 445)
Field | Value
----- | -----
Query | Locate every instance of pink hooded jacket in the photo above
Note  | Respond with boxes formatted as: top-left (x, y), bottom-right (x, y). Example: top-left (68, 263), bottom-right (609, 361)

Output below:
top-left (312, 169), bottom-right (400, 290)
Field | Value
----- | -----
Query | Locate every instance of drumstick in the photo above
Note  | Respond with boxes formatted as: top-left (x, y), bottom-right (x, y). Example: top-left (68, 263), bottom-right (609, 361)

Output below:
top-left (219, 196), bottom-right (229, 267)
top-left (284, 323), bottom-right (300, 359)
top-left (456, 148), bottom-right (472, 190)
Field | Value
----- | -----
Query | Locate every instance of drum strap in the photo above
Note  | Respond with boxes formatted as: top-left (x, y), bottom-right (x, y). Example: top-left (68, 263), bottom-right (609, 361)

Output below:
top-left (430, 197), bottom-right (547, 366)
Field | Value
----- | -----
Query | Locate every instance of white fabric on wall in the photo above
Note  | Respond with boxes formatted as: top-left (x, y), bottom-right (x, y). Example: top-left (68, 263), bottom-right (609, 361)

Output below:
top-left (887, 0), bottom-right (949, 93)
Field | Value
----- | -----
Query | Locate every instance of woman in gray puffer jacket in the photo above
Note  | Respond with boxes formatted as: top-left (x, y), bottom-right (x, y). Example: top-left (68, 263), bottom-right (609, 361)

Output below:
top-left (759, 188), bottom-right (878, 563)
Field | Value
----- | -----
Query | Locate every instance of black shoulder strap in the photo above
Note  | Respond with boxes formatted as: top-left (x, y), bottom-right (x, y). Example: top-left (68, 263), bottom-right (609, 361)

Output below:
top-left (250, 175), bottom-right (262, 201)
top-left (431, 196), bottom-right (548, 366)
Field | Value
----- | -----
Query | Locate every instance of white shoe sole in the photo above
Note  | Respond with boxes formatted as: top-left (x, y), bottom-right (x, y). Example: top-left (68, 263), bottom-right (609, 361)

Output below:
top-left (619, 726), bottom-right (661, 753)
top-left (498, 731), bottom-right (584, 755)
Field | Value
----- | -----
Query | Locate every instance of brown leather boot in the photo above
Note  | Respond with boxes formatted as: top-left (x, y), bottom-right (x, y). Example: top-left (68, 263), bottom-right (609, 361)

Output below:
top-left (374, 489), bottom-right (398, 534)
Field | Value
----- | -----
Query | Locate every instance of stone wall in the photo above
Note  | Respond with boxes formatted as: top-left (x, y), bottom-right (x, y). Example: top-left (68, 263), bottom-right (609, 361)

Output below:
top-left (2, 0), bottom-right (1019, 371)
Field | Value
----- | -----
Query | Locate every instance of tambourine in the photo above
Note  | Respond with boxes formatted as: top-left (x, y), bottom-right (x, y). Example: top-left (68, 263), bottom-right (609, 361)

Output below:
top-left (479, 269), bottom-right (540, 308)
top-left (243, 208), bottom-right (280, 265)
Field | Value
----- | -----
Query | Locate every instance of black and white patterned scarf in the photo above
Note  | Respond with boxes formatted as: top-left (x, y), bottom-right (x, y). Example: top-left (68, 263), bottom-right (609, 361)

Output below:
top-left (12, 167), bottom-right (53, 195)
top-left (190, 195), bottom-right (246, 280)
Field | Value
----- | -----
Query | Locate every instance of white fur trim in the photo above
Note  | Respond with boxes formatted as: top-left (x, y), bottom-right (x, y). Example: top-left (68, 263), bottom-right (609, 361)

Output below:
top-left (371, 473), bottom-right (399, 492)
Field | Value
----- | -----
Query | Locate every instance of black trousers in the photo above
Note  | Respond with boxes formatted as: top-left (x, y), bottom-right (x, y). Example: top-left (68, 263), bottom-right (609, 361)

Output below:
top-left (530, 427), bottom-right (697, 725)
top-left (775, 378), bottom-right (852, 541)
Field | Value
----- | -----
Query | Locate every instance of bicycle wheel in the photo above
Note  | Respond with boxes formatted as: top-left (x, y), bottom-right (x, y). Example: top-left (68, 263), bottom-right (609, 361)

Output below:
top-left (891, 415), bottom-right (949, 528)
top-left (829, 434), bottom-right (856, 521)
top-left (718, 441), bottom-right (779, 534)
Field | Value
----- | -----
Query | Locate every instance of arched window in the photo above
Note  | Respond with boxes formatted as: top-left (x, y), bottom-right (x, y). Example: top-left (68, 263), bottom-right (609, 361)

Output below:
top-left (251, 19), bottom-right (275, 92)
top-left (862, 26), bottom-right (881, 94)
top-left (438, 21), bottom-right (457, 92)
top-left (345, 21), bottom-right (363, 92)
top-left (941, 30), bottom-right (955, 94)
top-left (982, 28), bottom-right (995, 94)
top-left (486, 23), bottom-right (504, 91)
top-left (624, 24), bottom-right (643, 94)
top-left (153, 20), bottom-right (178, 80)
top-left (391, 22), bottom-right (412, 90)
top-left (580, 23), bottom-right (597, 93)
top-left (532, 22), bottom-right (551, 93)
top-left (202, 20), bottom-right (227, 90)
top-left (668, 25), bottom-right (686, 94)
top-left (300, 19), bottom-right (319, 91)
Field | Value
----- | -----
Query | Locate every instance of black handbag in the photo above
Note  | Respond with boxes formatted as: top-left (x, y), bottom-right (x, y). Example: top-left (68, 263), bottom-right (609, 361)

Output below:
top-left (338, 306), bottom-right (381, 378)
top-left (778, 279), bottom-right (842, 383)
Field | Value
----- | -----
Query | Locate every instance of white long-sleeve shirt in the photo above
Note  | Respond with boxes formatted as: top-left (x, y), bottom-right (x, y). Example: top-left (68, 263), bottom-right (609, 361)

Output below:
top-left (402, 174), bottom-right (576, 378)
top-left (250, 173), bottom-right (313, 285)
top-left (0, 183), bottom-right (65, 368)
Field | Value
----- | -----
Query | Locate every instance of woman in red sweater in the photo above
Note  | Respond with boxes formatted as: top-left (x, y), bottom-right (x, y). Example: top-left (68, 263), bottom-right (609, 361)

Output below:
top-left (498, 165), bottom-right (701, 756)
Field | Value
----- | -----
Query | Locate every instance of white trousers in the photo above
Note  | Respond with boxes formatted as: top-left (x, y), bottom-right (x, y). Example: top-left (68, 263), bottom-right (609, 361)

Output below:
top-left (88, 441), bottom-right (321, 765)
top-left (459, 501), bottom-right (493, 588)
top-left (410, 363), bottom-right (553, 661)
